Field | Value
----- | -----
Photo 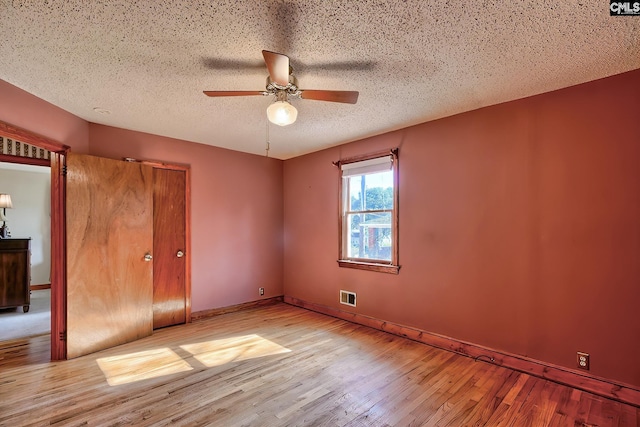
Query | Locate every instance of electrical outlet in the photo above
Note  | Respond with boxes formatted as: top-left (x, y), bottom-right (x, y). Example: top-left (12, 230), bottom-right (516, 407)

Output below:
top-left (259, 287), bottom-right (264, 296)
top-left (577, 352), bottom-right (590, 370)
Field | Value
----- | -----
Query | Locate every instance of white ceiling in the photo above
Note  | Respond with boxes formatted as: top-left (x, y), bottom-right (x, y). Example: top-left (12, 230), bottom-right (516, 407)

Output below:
top-left (1, 1), bottom-right (638, 160)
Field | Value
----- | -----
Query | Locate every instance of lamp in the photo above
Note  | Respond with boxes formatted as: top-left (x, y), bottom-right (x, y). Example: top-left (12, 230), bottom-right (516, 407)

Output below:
top-left (266, 92), bottom-right (297, 126)
top-left (0, 193), bottom-right (13, 239)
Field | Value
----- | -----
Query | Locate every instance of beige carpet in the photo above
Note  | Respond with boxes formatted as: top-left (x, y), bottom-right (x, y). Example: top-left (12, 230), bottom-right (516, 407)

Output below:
top-left (0, 289), bottom-right (50, 341)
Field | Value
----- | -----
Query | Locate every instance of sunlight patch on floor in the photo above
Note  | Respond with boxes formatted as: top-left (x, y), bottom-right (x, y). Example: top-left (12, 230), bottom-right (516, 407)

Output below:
top-left (96, 334), bottom-right (290, 386)
top-left (180, 334), bottom-right (291, 367)
top-left (97, 347), bottom-right (193, 386)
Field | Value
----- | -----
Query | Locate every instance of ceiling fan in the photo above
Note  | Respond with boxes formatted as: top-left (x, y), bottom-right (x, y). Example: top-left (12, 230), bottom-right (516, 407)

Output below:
top-left (204, 50), bottom-right (359, 126)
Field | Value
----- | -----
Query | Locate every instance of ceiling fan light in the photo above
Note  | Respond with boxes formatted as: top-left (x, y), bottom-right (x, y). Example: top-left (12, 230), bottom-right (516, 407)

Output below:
top-left (267, 100), bottom-right (297, 126)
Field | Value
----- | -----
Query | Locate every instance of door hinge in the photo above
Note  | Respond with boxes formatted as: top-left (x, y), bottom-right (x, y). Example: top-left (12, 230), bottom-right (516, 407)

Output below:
top-left (61, 165), bottom-right (67, 176)
top-left (59, 331), bottom-right (67, 341)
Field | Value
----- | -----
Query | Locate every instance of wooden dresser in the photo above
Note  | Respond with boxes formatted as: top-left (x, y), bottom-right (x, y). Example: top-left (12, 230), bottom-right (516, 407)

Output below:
top-left (0, 238), bottom-right (31, 312)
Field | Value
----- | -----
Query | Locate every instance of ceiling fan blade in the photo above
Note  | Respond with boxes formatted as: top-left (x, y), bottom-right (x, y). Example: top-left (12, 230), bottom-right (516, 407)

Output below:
top-left (300, 90), bottom-right (359, 104)
top-left (262, 50), bottom-right (290, 86)
top-left (297, 60), bottom-right (376, 72)
top-left (201, 57), bottom-right (264, 70)
top-left (203, 91), bottom-right (265, 97)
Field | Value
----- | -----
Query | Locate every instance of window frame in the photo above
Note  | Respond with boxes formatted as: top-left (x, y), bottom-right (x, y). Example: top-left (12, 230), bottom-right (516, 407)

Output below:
top-left (337, 149), bottom-right (399, 274)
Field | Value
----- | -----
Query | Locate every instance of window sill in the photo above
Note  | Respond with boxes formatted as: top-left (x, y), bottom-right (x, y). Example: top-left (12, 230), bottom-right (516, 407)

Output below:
top-left (337, 260), bottom-right (400, 274)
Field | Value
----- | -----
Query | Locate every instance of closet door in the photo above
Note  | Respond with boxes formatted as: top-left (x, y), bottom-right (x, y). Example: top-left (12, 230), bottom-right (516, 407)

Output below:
top-left (66, 153), bottom-right (154, 358)
top-left (152, 168), bottom-right (186, 329)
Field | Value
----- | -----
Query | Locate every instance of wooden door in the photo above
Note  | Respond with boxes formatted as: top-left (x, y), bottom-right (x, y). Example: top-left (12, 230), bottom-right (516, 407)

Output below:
top-left (66, 153), bottom-right (154, 359)
top-left (152, 168), bottom-right (186, 329)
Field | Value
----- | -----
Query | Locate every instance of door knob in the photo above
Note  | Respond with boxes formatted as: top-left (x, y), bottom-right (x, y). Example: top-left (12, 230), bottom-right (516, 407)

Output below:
top-left (176, 250), bottom-right (184, 258)
top-left (144, 253), bottom-right (153, 261)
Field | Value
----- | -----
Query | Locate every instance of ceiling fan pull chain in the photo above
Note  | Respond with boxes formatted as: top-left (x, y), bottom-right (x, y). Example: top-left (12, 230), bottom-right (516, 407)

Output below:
top-left (265, 120), bottom-right (271, 158)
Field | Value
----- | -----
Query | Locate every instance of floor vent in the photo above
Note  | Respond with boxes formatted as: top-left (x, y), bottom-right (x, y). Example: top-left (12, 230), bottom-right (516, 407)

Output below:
top-left (340, 290), bottom-right (356, 307)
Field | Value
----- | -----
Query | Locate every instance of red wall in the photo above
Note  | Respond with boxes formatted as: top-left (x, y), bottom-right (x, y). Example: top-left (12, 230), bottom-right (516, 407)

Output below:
top-left (88, 124), bottom-right (284, 311)
top-left (283, 69), bottom-right (640, 387)
top-left (0, 79), bottom-right (284, 312)
top-left (3, 69), bottom-right (639, 387)
top-left (0, 80), bottom-right (89, 152)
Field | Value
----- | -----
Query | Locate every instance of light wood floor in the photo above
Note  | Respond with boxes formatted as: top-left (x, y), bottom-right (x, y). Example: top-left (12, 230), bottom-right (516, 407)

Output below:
top-left (0, 303), bottom-right (638, 426)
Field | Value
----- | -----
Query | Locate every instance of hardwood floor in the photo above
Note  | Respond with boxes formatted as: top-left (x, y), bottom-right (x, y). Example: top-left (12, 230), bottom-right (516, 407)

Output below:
top-left (0, 303), bottom-right (638, 426)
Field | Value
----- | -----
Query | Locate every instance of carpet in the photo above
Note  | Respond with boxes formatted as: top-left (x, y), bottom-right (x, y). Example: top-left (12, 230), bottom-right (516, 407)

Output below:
top-left (0, 289), bottom-right (50, 341)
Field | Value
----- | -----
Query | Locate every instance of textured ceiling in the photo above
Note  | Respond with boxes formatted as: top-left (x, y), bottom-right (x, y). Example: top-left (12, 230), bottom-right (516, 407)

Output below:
top-left (1, 1), bottom-right (639, 160)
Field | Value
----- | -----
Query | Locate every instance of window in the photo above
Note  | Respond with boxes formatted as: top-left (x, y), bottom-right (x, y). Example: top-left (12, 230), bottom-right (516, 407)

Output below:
top-left (338, 150), bottom-right (399, 274)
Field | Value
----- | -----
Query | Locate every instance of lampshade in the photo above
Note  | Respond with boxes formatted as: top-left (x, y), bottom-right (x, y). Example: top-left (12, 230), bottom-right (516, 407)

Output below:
top-left (0, 194), bottom-right (12, 209)
top-left (266, 100), bottom-right (298, 126)
top-left (0, 194), bottom-right (11, 223)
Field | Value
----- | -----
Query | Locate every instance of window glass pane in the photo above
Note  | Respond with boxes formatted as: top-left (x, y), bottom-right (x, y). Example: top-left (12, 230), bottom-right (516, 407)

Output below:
top-left (346, 211), bottom-right (392, 261)
top-left (339, 153), bottom-right (398, 271)
top-left (347, 170), bottom-right (393, 212)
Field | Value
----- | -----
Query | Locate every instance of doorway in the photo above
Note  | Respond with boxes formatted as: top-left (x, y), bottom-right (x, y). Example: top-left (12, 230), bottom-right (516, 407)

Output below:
top-left (0, 123), bottom-right (66, 359)
top-left (0, 161), bottom-right (51, 342)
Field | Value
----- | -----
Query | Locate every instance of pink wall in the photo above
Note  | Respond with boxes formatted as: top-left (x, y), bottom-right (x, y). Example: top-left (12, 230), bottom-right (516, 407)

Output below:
top-left (88, 125), bottom-right (284, 311)
top-left (3, 70), bottom-right (639, 387)
top-left (0, 80), bottom-right (89, 152)
top-left (0, 79), bottom-right (284, 312)
top-left (283, 69), bottom-right (640, 387)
